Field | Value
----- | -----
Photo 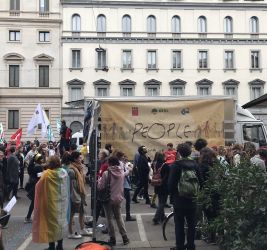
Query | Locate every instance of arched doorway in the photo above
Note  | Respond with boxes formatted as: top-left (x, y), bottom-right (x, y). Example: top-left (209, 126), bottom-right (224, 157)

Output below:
top-left (70, 121), bottom-right (83, 134)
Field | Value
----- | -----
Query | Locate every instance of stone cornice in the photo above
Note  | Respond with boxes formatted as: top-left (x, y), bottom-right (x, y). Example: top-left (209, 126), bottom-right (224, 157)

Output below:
top-left (0, 87), bottom-right (62, 98)
top-left (0, 18), bottom-right (62, 24)
top-left (67, 78), bottom-right (86, 85)
top-left (144, 79), bottom-right (162, 85)
top-left (196, 78), bottom-right (213, 85)
top-left (249, 78), bottom-right (266, 85)
top-left (62, 36), bottom-right (267, 45)
top-left (61, 0), bottom-right (267, 9)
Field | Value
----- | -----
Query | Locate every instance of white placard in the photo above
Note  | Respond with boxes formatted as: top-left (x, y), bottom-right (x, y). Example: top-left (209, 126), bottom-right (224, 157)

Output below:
top-left (4, 196), bottom-right (17, 213)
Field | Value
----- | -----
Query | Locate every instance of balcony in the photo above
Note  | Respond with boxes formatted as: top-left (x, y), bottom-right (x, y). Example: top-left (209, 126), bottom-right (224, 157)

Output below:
top-left (9, 10), bottom-right (20, 16)
top-left (0, 10), bottom-right (60, 20)
top-left (39, 12), bottom-right (49, 18)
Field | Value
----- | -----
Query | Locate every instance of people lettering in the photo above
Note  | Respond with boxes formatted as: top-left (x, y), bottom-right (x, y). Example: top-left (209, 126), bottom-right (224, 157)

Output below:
top-left (132, 122), bottom-right (192, 142)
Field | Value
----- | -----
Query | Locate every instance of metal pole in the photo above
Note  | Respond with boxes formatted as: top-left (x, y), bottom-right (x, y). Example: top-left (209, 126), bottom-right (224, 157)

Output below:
top-left (92, 127), bottom-right (98, 242)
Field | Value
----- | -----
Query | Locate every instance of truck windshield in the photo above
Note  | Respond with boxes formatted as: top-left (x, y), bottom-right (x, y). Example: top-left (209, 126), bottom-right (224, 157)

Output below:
top-left (242, 124), bottom-right (266, 146)
top-left (70, 138), bottom-right (77, 145)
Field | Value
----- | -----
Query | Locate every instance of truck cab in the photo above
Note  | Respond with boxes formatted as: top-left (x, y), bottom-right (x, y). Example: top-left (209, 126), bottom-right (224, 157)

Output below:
top-left (236, 105), bottom-right (267, 147)
top-left (70, 131), bottom-right (83, 151)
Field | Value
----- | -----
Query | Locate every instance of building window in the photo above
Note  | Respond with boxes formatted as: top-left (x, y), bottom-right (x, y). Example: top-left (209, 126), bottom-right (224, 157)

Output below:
top-left (72, 14), bottom-right (81, 32)
top-left (224, 16), bottom-right (233, 37)
top-left (94, 79), bottom-right (110, 96)
top-left (38, 109), bottom-right (49, 129)
top-left (10, 0), bottom-right (20, 11)
top-left (198, 50), bottom-right (208, 69)
top-left (96, 50), bottom-right (107, 70)
top-left (4, 53), bottom-right (24, 85)
top-left (39, 0), bottom-right (49, 13)
top-left (250, 16), bottom-right (259, 34)
top-left (39, 65), bottom-right (49, 87)
top-left (169, 79), bottom-right (186, 96)
top-left (119, 79), bottom-right (136, 96)
top-left (122, 50), bottom-right (132, 69)
top-left (122, 87), bottom-right (134, 96)
top-left (172, 50), bottom-right (182, 69)
top-left (251, 51), bottom-right (260, 69)
top-left (144, 79), bottom-right (161, 96)
top-left (9, 65), bottom-right (19, 87)
top-left (147, 15), bottom-right (156, 36)
top-left (96, 88), bottom-right (108, 96)
top-left (72, 50), bottom-right (81, 68)
top-left (251, 86), bottom-right (262, 99)
top-left (9, 30), bottom-right (20, 41)
top-left (67, 79), bottom-right (85, 102)
top-left (196, 79), bottom-right (213, 96)
top-left (122, 15), bottom-right (131, 36)
top-left (224, 50), bottom-right (234, 69)
top-left (97, 14), bottom-right (106, 35)
top-left (172, 86), bottom-right (184, 96)
top-left (199, 86), bottom-right (209, 95)
top-left (147, 50), bottom-right (157, 70)
top-left (70, 87), bottom-right (82, 101)
top-left (70, 121), bottom-right (83, 134)
top-left (223, 79), bottom-right (239, 98)
top-left (249, 79), bottom-right (265, 100)
top-left (8, 110), bottom-right (19, 129)
top-left (198, 16), bottom-right (207, 37)
top-left (225, 86), bottom-right (236, 96)
top-left (147, 87), bottom-right (158, 96)
top-left (171, 16), bottom-right (181, 36)
top-left (39, 31), bottom-right (50, 42)
top-left (45, 109), bottom-right (49, 119)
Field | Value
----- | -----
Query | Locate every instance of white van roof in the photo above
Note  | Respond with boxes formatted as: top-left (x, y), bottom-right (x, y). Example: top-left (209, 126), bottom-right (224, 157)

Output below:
top-left (72, 132), bottom-right (83, 138)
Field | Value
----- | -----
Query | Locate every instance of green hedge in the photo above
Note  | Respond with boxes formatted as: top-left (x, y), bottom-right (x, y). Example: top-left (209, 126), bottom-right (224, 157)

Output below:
top-left (198, 160), bottom-right (267, 250)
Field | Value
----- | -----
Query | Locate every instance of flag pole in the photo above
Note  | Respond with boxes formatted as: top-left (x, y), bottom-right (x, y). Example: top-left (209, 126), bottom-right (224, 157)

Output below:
top-left (92, 126), bottom-right (98, 242)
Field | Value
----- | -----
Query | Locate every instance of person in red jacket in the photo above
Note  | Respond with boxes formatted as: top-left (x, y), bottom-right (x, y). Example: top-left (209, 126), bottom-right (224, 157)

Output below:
top-left (97, 149), bottom-right (110, 178)
top-left (164, 143), bottom-right (177, 165)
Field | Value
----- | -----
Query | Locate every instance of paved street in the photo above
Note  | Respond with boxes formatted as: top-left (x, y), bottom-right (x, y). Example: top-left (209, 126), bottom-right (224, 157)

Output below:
top-left (2, 182), bottom-right (218, 250)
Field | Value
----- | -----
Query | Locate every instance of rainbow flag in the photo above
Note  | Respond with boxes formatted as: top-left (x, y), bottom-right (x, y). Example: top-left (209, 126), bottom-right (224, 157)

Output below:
top-left (32, 168), bottom-right (70, 243)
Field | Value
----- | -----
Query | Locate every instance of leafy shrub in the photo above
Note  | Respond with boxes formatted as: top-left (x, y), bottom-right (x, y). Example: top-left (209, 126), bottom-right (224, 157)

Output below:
top-left (198, 160), bottom-right (267, 250)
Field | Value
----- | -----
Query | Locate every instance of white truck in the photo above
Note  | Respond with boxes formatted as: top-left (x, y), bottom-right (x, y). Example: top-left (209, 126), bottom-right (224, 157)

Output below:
top-left (83, 96), bottom-right (267, 159)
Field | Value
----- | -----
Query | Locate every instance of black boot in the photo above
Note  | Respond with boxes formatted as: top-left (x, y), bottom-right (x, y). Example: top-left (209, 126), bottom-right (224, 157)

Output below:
top-left (108, 237), bottom-right (116, 246)
top-left (122, 235), bottom-right (130, 245)
top-left (126, 215), bottom-right (136, 221)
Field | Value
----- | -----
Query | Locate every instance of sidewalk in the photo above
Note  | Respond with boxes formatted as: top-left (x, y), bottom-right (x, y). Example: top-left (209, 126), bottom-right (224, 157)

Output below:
top-left (3, 187), bottom-right (219, 250)
top-left (25, 214), bottom-right (219, 250)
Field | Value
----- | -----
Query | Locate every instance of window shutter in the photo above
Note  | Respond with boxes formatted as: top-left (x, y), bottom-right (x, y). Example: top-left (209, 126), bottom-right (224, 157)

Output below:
top-left (15, 65), bottom-right (19, 86)
top-left (45, 0), bottom-right (49, 12)
top-left (45, 66), bottom-right (49, 87)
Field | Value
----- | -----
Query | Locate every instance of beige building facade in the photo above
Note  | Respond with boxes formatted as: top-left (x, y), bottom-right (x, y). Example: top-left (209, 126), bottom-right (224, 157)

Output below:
top-left (61, 0), bottom-right (267, 130)
top-left (1, 0), bottom-right (267, 141)
top-left (0, 0), bottom-right (62, 141)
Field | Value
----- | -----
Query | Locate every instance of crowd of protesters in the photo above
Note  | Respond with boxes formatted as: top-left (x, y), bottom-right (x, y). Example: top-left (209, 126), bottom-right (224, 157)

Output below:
top-left (132, 140), bottom-right (267, 250)
top-left (1, 125), bottom-right (267, 250)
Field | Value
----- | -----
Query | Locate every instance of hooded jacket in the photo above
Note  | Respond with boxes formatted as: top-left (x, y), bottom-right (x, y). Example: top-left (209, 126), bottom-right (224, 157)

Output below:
top-left (98, 165), bottom-right (126, 205)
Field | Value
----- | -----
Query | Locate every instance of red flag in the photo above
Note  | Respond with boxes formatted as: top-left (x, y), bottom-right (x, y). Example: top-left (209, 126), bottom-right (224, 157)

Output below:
top-left (10, 128), bottom-right (22, 148)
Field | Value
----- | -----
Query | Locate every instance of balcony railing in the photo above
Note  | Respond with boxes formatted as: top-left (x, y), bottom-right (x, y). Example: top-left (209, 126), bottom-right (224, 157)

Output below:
top-left (9, 10), bottom-right (20, 16)
top-left (0, 10), bottom-right (60, 19)
top-left (39, 12), bottom-right (49, 17)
